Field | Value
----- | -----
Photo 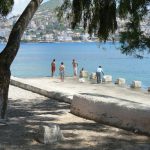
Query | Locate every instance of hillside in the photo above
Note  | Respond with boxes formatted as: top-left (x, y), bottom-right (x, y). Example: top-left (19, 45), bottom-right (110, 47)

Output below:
top-left (38, 0), bottom-right (63, 12)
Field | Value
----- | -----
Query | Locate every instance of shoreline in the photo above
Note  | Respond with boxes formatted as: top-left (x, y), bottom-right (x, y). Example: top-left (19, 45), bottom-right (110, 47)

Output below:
top-left (1, 42), bottom-right (149, 90)
top-left (11, 76), bottom-right (150, 99)
top-left (0, 40), bottom-right (118, 45)
top-left (11, 75), bottom-right (150, 90)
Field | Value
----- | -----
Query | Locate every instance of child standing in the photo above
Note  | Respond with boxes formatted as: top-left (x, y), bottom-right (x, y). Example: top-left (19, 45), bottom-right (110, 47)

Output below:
top-left (59, 62), bottom-right (65, 82)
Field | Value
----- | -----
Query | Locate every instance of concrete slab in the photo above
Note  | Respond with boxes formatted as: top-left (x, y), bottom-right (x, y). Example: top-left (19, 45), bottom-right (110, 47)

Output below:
top-left (10, 76), bottom-right (150, 106)
top-left (71, 95), bottom-right (150, 135)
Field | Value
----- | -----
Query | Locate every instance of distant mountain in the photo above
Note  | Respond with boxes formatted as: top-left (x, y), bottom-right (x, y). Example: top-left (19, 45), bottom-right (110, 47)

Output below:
top-left (38, 0), bottom-right (63, 12)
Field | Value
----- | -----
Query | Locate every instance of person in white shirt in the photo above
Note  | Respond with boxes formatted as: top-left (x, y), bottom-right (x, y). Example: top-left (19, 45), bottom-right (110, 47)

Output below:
top-left (96, 66), bottom-right (104, 83)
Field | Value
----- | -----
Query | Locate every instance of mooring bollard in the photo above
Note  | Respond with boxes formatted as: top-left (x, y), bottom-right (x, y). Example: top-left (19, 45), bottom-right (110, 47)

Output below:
top-left (115, 78), bottom-right (126, 85)
top-left (103, 75), bottom-right (112, 83)
top-left (82, 71), bottom-right (89, 78)
top-left (131, 80), bottom-right (142, 88)
top-left (90, 72), bottom-right (97, 84)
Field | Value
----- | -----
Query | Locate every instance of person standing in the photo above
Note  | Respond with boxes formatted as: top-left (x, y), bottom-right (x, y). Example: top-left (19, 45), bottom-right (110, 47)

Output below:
top-left (72, 59), bottom-right (78, 77)
top-left (96, 66), bottom-right (104, 83)
top-left (51, 59), bottom-right (56, 77)
top-left (79, 68), bottom-right (84, 78)
top-left (59, 62), bottom-right (65, 82)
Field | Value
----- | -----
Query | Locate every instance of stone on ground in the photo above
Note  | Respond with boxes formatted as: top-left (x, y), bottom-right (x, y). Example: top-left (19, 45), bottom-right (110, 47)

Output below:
top-left (82, 71), bottom-right (89, 78)
top-left (71, 95), bottom-right (150, 135)
top-left (103, 75), bottom-right (112, 83)
top-left (131, 81), bottom-right (142, 88)
top-left (115, 78), bottom-right (126, 85)
top-left (90, 72), bottom-right (97, 80)
top-left (36, 124), bottom-right (63, 144)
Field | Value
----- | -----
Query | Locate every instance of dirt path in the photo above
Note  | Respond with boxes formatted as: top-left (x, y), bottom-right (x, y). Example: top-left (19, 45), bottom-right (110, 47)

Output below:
top-left (0, 86), bottom-right (150, 150)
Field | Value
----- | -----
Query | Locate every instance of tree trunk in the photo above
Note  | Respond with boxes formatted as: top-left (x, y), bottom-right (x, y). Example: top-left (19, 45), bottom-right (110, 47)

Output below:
top-left (0, 62), bottom-right (10, 119)
top-left (0, 0), bottom-right (43, 119)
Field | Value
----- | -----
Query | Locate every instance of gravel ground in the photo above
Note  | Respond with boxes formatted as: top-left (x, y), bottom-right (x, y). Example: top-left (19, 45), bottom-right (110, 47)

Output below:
top-left (0, 85), bottom-right (150, 150)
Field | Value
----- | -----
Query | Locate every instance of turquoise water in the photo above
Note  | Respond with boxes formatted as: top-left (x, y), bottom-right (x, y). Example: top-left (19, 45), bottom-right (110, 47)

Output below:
top-left (0, 42), bottom-right (150, 88)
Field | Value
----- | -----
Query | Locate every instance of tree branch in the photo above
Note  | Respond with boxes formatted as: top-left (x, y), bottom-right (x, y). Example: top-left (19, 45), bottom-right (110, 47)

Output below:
top-left (0, 0), bottom-right (43, 66)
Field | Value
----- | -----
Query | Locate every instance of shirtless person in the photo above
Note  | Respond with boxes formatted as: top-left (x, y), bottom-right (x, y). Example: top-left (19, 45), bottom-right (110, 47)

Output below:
top-left (59, 62), bottom-right (65, 82)
top-left (72, 59), bottom-right (78, 77)
top-left (51, 59), bottom-right (56, 77)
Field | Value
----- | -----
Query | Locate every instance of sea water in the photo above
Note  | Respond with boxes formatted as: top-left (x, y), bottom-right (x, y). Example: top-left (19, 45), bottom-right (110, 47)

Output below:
top-left (0, 42), bottom-right (150, 88)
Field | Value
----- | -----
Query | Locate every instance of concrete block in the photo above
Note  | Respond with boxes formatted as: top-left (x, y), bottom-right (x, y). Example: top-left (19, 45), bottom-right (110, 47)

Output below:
top-left (90, 73), bottom-right (97, 84)
top-left (103, 75), bottom-right (112, 83)
top-left (36, 124), bottom-right (63, 144)
top-left (82, 71), bottom-right (89, 78)
top-left (71, 95), bottom-right (150, 135)
top-left (131, 81), bottom-right (142, 88)
top-left (90, 72), bottom-right (97, 80)
top-left (115, 78), bottom-right (126, 85)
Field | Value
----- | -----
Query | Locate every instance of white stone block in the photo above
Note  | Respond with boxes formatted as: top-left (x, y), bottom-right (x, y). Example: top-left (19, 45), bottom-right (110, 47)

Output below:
top-left (103, 75), bottom-right (112, 83)
top-left (90, 73), bottom-right (97, 84)
top-left (115, 78), bottom-right (126, 85)
top-left (36, 124), bottom-right (63, 144)
top-left (131, 81), bottom-right (142, 88)
top-left (90, 72), bottom-right (97, 80)
top-left (82, 71), bottom-right (89, 78)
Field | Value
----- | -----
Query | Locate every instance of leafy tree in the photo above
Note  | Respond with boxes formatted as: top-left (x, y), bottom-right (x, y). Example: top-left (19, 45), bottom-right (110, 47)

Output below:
top-left (57, 0), bottom-right (150, 57)
top-left (0, 0), bottom-right (44, 119)
top-left (0, 0), bottom-right (14, 16)
top-left (118, 0), bottom-right (150, 58)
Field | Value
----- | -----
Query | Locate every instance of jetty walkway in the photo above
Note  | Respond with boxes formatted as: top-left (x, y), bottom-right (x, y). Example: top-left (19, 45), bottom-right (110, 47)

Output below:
top-left (10, 76), bottom-right (150, 105)
top-left (10, 76), bottom-right (150, 135)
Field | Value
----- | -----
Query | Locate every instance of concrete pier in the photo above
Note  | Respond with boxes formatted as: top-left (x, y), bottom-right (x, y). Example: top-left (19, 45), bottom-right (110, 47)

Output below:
top-left (10, 76), bottom-right (150, 135)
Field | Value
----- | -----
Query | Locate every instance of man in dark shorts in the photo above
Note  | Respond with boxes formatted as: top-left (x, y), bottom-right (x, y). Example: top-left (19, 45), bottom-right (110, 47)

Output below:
top-left (96, 66), bottom-right (104, 83)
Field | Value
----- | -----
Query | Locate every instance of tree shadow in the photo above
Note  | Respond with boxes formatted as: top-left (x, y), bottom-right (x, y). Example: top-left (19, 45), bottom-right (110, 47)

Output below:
top-left (0, 94), bottom-right (150, 150)
top-left (0, 97), bottom-right (69, 148)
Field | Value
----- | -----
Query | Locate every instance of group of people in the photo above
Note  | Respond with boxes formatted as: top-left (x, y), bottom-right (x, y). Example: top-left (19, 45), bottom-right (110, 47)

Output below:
top-left (51, 59), bottom-right (78, 82)
top-left (51, 59), bottom-right (104, 83)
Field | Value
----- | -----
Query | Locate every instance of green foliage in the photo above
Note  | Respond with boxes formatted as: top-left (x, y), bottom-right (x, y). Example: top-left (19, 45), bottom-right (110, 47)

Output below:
top-left (118, 0), bottom-right (150, 57)
top-left (57, 0), bottom-right (117, 41)
top-left (57, 0), bottom-right (150, 57)
top-left (0, 0), bottom-right (14, 16)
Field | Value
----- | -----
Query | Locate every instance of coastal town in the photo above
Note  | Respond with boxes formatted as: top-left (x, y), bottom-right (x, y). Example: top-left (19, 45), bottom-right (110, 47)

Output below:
top-left (0, 7), bottom-right (96, 43)
top-left (0, 0), bottom-right (150, 43)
